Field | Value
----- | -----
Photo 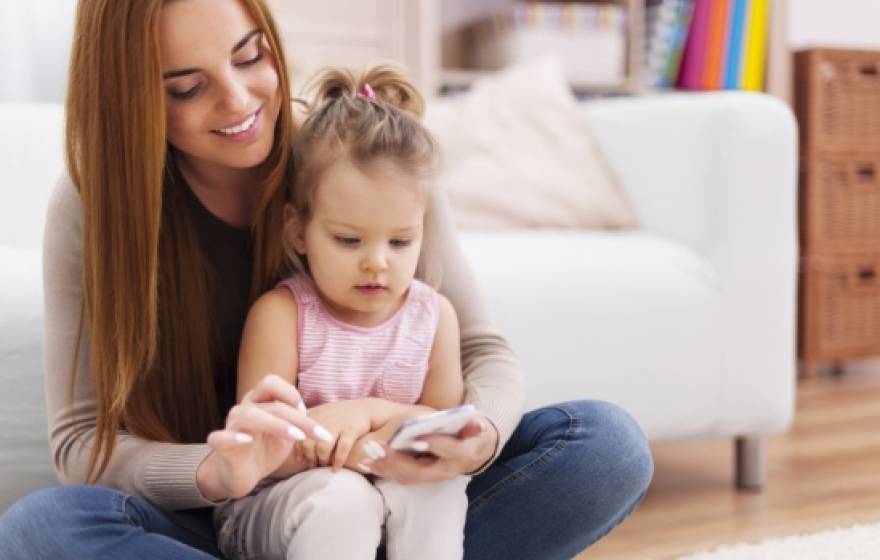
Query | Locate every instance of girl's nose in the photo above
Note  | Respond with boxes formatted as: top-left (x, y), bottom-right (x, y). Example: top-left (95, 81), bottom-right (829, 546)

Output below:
top-left (361, 248), bottom-right (388, 273)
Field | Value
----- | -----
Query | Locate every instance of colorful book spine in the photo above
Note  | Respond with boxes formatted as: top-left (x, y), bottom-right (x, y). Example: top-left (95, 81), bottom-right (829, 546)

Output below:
top-left (677, 0), bottom-right (711, 90)
top-left (663, 1), bottom-right (695, 87)
top-left (702, 0), bottom-right (731, 89)
top-left (724, 0), bottom-right (748, 89)
top-left (742, 0), bottom-right (769, 90)
top-left (644, 0), bottom-right (694, 89)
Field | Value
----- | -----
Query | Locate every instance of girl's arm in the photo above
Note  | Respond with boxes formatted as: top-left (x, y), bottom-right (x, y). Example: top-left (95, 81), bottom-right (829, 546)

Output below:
top-left (418, 293), bottom-right (464, 409)
top-left (236, 286), bottom-right (310, 478)
top-left (236, 287), bottom-right (299, 400)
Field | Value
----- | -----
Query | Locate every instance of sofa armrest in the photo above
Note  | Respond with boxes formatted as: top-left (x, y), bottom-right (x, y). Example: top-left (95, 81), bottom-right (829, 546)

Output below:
top-left (583, 91), bottom-right (798, 434)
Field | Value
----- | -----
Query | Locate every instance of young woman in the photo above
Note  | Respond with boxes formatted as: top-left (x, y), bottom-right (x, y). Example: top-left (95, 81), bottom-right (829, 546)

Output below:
top-left (0, 1), bottom-right (653, 559)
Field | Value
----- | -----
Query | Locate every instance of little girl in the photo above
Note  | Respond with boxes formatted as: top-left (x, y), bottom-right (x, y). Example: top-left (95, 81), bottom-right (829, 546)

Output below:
top-left (214, 65), bottom-right (470, 560)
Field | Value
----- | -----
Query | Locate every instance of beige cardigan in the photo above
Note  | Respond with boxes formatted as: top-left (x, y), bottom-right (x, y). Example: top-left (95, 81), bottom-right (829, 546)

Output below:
top-left (43, 175), bottom-right (525, 511)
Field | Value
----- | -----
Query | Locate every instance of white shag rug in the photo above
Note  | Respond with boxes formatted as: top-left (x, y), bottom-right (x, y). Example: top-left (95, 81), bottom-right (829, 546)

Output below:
top-left (680, 522), bottom-right (880, 560)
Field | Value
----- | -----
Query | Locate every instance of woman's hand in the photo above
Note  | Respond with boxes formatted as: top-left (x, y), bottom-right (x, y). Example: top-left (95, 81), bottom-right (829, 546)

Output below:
top-left (297, 399), bottom-right (376, 470)
top-left (197, 375), bottom-right (332, 502)
top-left (362, 414), bottom-right (499, 484)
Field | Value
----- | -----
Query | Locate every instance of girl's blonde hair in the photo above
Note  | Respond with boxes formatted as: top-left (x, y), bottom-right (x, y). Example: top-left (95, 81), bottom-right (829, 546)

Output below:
top-left (66, 0), bottom-right (294, 482)
top-left (285, 65), bottom-right (439, 281)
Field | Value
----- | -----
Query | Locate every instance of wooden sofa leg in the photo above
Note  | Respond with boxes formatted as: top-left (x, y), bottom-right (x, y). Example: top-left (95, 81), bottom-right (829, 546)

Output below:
top-left (735, 436), bottom-right (765, 491)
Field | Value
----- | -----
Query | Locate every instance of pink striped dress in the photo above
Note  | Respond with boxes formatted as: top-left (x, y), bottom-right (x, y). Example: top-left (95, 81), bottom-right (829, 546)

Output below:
top-left (277, 275), bottom-right (439, 407)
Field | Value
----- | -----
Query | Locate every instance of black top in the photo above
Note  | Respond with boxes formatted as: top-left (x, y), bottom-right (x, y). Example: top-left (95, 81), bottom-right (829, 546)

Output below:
top-left (179, 178), bottom-right (253, 418)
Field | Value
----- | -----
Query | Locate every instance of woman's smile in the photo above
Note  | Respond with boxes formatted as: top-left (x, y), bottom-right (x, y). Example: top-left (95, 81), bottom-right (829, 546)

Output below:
top-left (211, 107), bottom-right (262, 141)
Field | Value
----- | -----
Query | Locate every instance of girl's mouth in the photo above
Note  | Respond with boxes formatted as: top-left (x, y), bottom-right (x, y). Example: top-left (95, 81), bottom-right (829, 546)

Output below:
top-left (355, 284), bottom-right (388, 295)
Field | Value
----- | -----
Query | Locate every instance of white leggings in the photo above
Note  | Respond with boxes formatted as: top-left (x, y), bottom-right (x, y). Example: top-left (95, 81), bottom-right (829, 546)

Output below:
top-left (214, 468), bottom-right (470, 560)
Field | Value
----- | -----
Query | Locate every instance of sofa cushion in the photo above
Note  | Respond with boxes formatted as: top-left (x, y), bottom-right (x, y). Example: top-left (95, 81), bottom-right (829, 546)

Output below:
top-left (458, 230), bottom-right (723, 441)
top-left (424, 57), bottom-right (638, 230)
top-left (0, 245), bottom-right (57, 512)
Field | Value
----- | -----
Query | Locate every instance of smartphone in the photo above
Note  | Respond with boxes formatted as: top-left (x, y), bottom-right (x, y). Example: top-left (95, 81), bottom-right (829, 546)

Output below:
top-left (388, 404), bottom-right (477, 453)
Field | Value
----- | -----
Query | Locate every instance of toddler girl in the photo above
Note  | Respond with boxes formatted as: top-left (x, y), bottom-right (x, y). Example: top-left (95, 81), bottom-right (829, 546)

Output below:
top-left (214, 65), bottom-right (469, 560)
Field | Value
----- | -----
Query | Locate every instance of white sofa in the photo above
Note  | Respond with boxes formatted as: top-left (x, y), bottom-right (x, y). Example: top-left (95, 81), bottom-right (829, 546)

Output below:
top-left (0, 92), bottom-right (798, 513)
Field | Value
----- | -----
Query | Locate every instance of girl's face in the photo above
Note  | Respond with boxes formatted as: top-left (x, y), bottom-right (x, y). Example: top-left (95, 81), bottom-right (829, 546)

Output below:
top-left (159, 0), bottom-right (281, 172)
top-left (291, 158), bottom-right (426, 327)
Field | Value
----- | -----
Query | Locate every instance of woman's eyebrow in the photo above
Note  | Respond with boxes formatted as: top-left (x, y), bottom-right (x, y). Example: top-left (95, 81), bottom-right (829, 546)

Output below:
top-left (162, 28), bottom-right (262, 80)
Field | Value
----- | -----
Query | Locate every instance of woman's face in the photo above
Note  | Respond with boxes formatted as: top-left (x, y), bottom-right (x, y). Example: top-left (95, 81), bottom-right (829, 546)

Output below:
top-left (159, 0), bottom-right (281, 172)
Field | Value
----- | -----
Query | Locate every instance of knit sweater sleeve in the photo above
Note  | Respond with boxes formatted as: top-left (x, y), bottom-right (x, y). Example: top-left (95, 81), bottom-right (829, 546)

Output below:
top-left (43, 175), bottom-right (217, 510)
top-left (421, 187), bottom-right (526, 472)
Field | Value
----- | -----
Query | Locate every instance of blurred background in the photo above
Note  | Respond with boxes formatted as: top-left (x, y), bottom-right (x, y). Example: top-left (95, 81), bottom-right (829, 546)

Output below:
top-left (4, 0), bottom-right (880, 104)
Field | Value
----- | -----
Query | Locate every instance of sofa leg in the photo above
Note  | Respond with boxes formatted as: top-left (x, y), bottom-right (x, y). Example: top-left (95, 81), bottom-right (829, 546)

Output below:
top-left (734, 436), bottom-right (765, 491)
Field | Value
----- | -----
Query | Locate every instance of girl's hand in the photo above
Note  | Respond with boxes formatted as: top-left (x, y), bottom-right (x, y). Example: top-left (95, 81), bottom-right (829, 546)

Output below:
top-left (300, 399), bottom-right (376, 470)
top-left (198, 375), bottom-right (332, 501)
top-left (362, 414), bottom-right (499, 484)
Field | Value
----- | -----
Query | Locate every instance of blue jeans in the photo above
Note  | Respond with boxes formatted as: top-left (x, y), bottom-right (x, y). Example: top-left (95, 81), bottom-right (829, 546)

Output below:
top-left (0, 400), bottom-right (652, 560)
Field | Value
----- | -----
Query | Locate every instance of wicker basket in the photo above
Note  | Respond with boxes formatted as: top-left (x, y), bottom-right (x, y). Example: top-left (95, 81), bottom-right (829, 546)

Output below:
top-left (800, 150), bottom-right (880, 253)
top-left (800, 254), bottom-right (880, 363)
top-left (794, 49), bottom-right (880, 152)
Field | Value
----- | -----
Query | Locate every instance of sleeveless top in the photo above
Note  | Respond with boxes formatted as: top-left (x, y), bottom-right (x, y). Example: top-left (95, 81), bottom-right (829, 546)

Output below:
top-left (277, 275), bottom-right (440, 407)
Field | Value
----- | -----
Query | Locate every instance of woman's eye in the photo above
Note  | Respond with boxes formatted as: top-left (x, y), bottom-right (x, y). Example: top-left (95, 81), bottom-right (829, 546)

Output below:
top-left (390, 239), bottom-right (412, 248)
top-left (168, 85), bottom-right (201, 100)
top-left (236, 52), bottom-right (264, 68)
top-left (334, 236), bottom-right (360, 246)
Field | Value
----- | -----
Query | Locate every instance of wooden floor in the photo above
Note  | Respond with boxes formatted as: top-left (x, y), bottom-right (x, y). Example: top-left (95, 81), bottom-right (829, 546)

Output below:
top-left (576, 362), bottom-right (880, 560)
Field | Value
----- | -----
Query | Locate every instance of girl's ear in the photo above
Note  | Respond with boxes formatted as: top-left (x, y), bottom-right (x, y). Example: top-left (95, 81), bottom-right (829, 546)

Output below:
top-left (283, 203), bottom-right (307, 254)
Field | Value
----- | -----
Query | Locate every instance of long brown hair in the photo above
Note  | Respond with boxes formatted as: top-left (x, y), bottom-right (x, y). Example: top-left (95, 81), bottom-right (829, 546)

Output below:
top-left (65, 0), bottom-right (294, 482)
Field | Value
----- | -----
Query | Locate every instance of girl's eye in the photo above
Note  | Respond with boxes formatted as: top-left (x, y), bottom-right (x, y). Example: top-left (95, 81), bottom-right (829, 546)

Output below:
top-left (334, 236), bottom-right (360, 246)
top-left (390, 239), bottom-right (412, 248)
top-left (169, 85), bottom-right (201, 100)
top-left (236, 52), bottom-right (264, 68)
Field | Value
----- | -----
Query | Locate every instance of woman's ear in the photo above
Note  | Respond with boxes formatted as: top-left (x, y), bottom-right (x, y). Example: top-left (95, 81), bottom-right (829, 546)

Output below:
top-left (283, 203), bottom-right (307, 254)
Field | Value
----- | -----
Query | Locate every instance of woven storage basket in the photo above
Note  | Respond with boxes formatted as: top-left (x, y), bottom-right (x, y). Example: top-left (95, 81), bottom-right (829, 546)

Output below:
top-left (795, 49), bottom-right (880, 152)
top-left (800, 254), bottom-right (880, 360)
top-left (800, 150), bottom-right (880, 253)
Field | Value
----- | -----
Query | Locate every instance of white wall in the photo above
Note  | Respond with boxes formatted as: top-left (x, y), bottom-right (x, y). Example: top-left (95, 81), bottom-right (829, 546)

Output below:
top-left (0, 1), bottom-right (77, 103)
top-left (788, 0), bottom-right (880, 50)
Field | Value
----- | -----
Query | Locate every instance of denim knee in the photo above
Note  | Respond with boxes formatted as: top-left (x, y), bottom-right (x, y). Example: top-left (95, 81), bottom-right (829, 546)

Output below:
top-left (2, 485), bottom-right (116, 526)
top-left (555, 400), bottom-right (654, 498)
top-left (0, 485), bottom-right (120, 558)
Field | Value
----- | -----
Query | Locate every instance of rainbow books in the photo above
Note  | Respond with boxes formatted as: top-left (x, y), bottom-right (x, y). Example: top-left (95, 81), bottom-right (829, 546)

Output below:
top-left (676, 0), bottom-right (769, 91)
top-left (645, 0), bottom-right (695, 88)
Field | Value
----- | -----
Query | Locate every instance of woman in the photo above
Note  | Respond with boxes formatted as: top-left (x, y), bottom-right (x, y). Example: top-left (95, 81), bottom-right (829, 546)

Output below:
top-left (0, 1), bottom-right (653, 558)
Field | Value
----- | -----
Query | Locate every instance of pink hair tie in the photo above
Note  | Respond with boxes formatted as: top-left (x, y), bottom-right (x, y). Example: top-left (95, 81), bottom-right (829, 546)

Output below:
top-left (358, 83), bottom-right (375, 99)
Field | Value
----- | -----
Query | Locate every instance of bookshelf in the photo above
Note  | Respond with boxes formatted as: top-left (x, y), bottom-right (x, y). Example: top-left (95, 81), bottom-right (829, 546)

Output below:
top-left (264, 0), bottom-right (790, 102)
top-left (437, 0), bottom-right (644, 95)
top-left (434, 0), bottom-right (790, 101)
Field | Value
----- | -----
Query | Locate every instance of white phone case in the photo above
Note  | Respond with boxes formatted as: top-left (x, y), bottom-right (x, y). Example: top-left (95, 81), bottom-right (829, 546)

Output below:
top-left (388, 404), bottom-right (476, 452)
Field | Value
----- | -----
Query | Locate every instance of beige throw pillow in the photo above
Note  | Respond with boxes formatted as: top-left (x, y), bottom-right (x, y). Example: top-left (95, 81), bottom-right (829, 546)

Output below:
top-left (424, 56), bottom-right (639, 229)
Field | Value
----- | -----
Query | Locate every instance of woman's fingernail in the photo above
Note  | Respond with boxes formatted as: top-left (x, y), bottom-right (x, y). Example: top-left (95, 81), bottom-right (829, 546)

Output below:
top-left (314, 425), bottom-right (334, 443)
top-left (288, 426), bottom-right (306, 440)
top-left (298, 401), bottom-right (307, 413)
top-left (368, 441), bottom-right (387, 459)
top-left (357, 462), bottom-right (372, 473)
top-left (411, 441), bottom-right (429, 452)
top-left (363, 443), bottom-right (380, 460)
top-left (235, 432), bottom-right (253, 444)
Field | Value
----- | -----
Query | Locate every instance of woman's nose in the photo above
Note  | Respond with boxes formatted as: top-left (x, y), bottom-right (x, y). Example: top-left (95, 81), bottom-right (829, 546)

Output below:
top-left (216, 73), bottom-right (250, 114)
